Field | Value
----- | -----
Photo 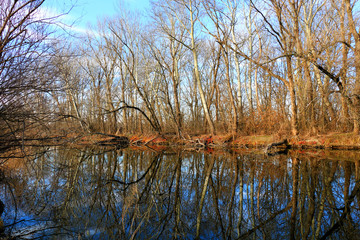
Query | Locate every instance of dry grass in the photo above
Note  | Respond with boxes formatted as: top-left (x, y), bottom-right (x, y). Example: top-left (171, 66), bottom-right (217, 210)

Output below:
top-left (233, 135), bottom-right (274, 146)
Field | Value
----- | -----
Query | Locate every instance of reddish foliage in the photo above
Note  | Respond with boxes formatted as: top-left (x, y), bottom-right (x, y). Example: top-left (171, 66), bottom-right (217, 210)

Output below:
top-left (130, 136), bottom-right (139, 142)
top-left (152, 137), bottom-right (167, 144)
top-left (204, 136), bottom-right (213, 145)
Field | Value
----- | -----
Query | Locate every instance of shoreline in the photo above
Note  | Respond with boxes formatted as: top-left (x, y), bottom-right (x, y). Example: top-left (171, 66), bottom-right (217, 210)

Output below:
top-left (80, 132), bottom-right (360, 151)
top-left (1, 132), bottom-right (360, 151)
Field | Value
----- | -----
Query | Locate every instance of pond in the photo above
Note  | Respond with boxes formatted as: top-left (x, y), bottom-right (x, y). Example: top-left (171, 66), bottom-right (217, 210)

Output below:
top-left (1, 147), bottom-right (360, 239)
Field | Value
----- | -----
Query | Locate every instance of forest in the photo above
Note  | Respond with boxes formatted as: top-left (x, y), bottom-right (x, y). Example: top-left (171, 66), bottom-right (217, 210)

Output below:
top-left (2, 1), bottom-right (360, 239)
top-left (1, 0), bottom-right (360, 144)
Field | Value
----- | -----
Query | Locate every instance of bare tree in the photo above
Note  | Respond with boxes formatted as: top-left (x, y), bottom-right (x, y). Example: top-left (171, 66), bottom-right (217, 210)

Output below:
top-left (84, 23), bottom-right (120, 133)
top-left (106, 11), bottom-right (163, 133)
top-left (157, 0), bottom-right (216, 135)
top-left (0, 0), bottom-right (69, 141)
top-left (149, 1), bottom-right (187, 136)
top-left (202, 0), bottom-right (240, 134)
top-left (343, 0), bottom-right (360, 134)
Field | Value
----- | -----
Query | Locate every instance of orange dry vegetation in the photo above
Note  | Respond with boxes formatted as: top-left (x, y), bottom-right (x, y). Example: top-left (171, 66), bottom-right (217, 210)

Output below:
top-left (124, 132), bottom-right (360, 150)
top-left (6, 131), bottom-right (359, 150)
top-left (232, 135), bottom-right (274, 146)
top-left (289, 133), bottom-right (360, 149)
top-left (129, 135), bottom-right (168, 145)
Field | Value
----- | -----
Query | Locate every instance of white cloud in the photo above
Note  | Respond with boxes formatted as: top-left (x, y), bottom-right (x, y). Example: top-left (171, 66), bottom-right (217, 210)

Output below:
top-left (34, 4), bottom-right (97, 38)
top-left (36, 5), bottom-right (75, 23)
top-left (67, 25), bottom-right (101, 38)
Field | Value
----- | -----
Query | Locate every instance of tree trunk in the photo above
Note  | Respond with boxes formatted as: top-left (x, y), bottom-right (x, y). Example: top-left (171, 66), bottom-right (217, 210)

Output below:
top-left (286, 56), bottom-right (299, 136)
top-left (173, 59), bottom-right (182, 136)
top-left (190, 2), bottom-right (215, 135)
top-left (223, 48), bottom-right (239, 134)
top-left (105, 74), bottom-right (117, 133)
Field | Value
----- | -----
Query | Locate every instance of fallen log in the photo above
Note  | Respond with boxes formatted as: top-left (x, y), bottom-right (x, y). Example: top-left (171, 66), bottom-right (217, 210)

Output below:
top-left (93, 133), bottom-right (129, 147)
top-left (264, 139), bottom-right (289, 154)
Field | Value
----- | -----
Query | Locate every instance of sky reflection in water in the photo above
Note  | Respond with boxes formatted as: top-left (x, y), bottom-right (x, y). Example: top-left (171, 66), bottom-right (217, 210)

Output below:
top-left (1, 147), bottom-right (360, 239)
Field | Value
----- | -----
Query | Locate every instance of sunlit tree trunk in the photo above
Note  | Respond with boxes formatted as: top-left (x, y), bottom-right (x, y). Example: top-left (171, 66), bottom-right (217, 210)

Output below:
top-left (339, 5), bottom-right (351, 130)
top-left (229, 3), bottom-right (243, 117)
top-left (189, 3), bottom-right (216, 135)
top-left (245, 6), bottom-right (254, 113)
top-left (287, 56), bottom-right (299, 136)
top-left (223, 48), bottom-right (239, 133)
top-left (120, 62), bottom-right (128, 133)
top-left (172, 47), bottom-right (183, 136)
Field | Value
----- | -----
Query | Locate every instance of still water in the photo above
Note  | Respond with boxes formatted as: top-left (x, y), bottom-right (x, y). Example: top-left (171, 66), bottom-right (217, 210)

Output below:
top-left (1, 147), bottom-right (360, 239)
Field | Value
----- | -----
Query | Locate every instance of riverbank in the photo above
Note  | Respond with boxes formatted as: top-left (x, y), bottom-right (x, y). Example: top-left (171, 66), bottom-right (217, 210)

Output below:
top-left (1, 132), bottom-right (360, 152)
top-left (77, 132), bottom-right (360, 151)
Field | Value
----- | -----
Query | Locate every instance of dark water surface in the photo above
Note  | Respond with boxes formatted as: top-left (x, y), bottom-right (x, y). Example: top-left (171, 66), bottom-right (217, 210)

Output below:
top-left (1, 147), bottom-right (360, 239)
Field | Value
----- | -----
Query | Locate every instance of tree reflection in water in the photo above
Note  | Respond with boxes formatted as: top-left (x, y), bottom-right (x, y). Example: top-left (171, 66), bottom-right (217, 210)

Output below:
top-left (1, 147), bottom-right (360, 239)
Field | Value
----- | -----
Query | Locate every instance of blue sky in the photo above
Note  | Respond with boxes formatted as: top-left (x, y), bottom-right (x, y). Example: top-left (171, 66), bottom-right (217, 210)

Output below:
top-left (43, 0), bottom-right (150, 33)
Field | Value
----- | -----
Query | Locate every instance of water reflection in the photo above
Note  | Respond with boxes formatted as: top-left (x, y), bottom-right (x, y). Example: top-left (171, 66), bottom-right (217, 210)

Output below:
top-left (1, 147), bottom-right (360, 239)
